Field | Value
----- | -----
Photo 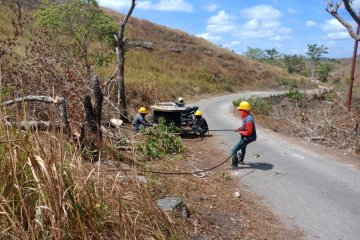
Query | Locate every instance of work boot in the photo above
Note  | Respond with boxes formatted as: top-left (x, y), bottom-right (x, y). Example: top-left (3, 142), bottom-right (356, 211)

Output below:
top-left (227, 165), bottom-right (238, 170)
top-left (238, 159), bottom-right (245, 165)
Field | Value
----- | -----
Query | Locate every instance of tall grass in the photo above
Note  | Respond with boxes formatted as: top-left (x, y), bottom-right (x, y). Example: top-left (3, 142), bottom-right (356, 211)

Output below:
top-left (0, 108), bottom-right (179, 239)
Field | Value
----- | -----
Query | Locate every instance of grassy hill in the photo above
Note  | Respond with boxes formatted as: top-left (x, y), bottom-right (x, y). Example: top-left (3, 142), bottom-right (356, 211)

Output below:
top-left (0, 5), bottom-right (301, 122)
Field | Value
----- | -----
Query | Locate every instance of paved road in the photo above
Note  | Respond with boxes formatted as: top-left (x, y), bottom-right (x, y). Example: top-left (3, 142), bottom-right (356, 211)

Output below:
top-left (196, 91), bottom-right (360, 240)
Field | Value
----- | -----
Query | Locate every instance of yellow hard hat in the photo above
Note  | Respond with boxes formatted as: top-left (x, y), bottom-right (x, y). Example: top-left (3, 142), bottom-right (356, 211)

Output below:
top-left (237, 101), bottom-right (251, 111)
top-left (138, 107), bottom-right (149, 114)
top-left (194, 110), bottom-right (202, 116)
top-left (177, 97), bottom-right (184, 103)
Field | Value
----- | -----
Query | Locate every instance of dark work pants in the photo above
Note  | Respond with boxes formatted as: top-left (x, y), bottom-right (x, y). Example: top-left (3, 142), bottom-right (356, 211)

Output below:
top-left (192, 126), bottom-right (208, 137)
top-left (231, 138), bottom-right (250, 166)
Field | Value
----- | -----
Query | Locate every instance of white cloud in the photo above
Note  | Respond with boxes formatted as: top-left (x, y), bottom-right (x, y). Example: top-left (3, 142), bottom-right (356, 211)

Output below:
top-left (327, 32), bottom-right (351, 40)
top-left (306, 20), bottom-right (317, 27)
top-left (270, 35), bottom-right (293, 41)
top-left (241, 5), bottom-right (281, 21)
top-left (206, 10), bottom-right (236, 33)
top-left (322, 19), bottom-right (346, 32)
top-left (203, 3), bottom-right (218, 12)
top-left (98, 0), bottom-right (130, 8)
top-left (151, 0), bottom-right (193, 12)
top-left (236, 5), bottom-right (291, 41)
top-left (322, 19), bottom-right (351, 40)
top-left (98, 0), bottom-right (193, 12)
top-left (288, 8), bottom-right (302, 15)
top-left (138, 1), bottom-right (152, 9)
top-left (201, 4), bottom-right (292, 47)
top-left (197, 32), bottom-right (221, 42)
top-left (352, 0), bottom-right (360, 9)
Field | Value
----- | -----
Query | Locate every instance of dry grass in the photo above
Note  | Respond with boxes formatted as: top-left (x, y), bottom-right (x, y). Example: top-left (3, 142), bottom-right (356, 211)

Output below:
top-left (247, 92), bottom-right (360, 154)
top-left (0, 108), bottom-right (186, 239)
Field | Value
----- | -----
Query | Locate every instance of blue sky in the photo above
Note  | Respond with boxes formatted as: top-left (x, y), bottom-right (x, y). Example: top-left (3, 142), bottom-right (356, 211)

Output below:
top-left (98, 0), bottom-right (360, 58)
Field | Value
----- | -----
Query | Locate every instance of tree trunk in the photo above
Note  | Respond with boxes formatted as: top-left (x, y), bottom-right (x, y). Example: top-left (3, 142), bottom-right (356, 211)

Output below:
top-left (116, 0), bottom-right (136, 123)
top-left (83, 44), bottom-right (91, 81)
top-left (80, 75), bottom-right (104, 161)
top-left (116, 44), bottom-right (128, 122)
top-left (16, 1), bottom-right (23, 36)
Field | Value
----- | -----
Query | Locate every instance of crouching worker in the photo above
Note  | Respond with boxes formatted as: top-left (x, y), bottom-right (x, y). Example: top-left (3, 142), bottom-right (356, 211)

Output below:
top-left (229, 101), bottom-right (257, 170)
top-left (192, 110), bottom-right (208, 137)
top-left (132, 107), bottom-right (153, 131)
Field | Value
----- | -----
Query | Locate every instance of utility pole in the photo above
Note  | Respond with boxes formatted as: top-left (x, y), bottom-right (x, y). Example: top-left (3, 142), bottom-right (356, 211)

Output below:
top-left (347, 24), bottom-right (360, 112)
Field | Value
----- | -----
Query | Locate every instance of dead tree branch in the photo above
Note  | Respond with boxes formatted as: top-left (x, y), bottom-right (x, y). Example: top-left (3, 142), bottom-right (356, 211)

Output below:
top-left (1, 95), bottom-right (71, 135)
top-left (4, 120), bottom-right (61, 131)
top-left (326, 0), bottom-right (360, 40)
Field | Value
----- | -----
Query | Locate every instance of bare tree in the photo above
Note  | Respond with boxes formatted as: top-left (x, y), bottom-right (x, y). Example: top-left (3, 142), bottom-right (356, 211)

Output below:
top-left (326, 0), bottom-right (360, 111)
top-left (114, 0), bottom-right (136, 122)
top-left (326, 0), bottom-right (360, 40)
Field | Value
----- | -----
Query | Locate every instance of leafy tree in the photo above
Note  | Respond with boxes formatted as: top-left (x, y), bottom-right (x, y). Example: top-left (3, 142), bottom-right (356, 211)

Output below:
top-left (316, 62), bottom-right (334, 82)
top-left (265, 48), bottom-right (281, 61)
top-left (35, 0), bottom-right (117, 79)
top-left (244, 47), bottom-right (266, 61)
top-left (283, 54), bottom-right (305, 74)
top-left (306, 44), bottom-right (328, 79)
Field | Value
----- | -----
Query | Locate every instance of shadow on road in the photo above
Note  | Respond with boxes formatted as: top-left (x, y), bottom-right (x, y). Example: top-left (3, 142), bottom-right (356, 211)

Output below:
top-left (239, 162), bottom-right (274, 171)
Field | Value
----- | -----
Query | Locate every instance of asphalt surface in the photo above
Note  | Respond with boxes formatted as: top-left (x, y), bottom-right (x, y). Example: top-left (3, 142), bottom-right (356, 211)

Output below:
top-left (196, 91), bottom-right (360, 240)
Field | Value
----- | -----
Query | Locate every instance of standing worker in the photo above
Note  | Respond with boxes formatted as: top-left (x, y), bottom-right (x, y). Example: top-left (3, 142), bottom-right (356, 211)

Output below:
top-left (132, 107), bottom-right (153, 131)
top-left (191, 110), bottom-right (208, 137)
top-left (229, 101), bottom-right (257, 170)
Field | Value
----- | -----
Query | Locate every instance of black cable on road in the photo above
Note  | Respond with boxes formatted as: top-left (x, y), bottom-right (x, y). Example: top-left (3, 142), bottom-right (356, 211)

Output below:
top-left (209, 129), bottom-right (235, 132)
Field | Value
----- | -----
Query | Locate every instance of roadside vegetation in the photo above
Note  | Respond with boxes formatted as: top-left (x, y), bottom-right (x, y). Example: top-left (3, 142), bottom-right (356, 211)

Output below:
top-left (0, 0), bottom-right (359, 238)
top-left (0, 114), bottom-right (188, 238)
top-left (239, 42), bottom-right (360, 155)
top-left (233, 86), bottom-right (360, 154)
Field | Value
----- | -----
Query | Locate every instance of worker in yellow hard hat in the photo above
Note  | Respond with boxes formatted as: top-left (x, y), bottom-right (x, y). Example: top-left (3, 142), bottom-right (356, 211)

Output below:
top-left (191, 110), bottom-right (208, 137)
top-left (229, 101), bottom-right (257, 170)
top-left (132, 107), bottom-right (153, 131)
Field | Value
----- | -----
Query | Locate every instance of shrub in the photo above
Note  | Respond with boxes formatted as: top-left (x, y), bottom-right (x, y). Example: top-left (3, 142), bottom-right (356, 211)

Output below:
top-left (285, 85), bottom-right (303, 101)
top-left (139, 118), bottom-right (183, 159)
top-left (280, 79), bottom-right (289, 86)
top-left (316, 62), bottom-right (333, 82)
top-left (283, 54), bottom-right (305, 74)
top-left (300, 68), bottom-right (310, 77)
